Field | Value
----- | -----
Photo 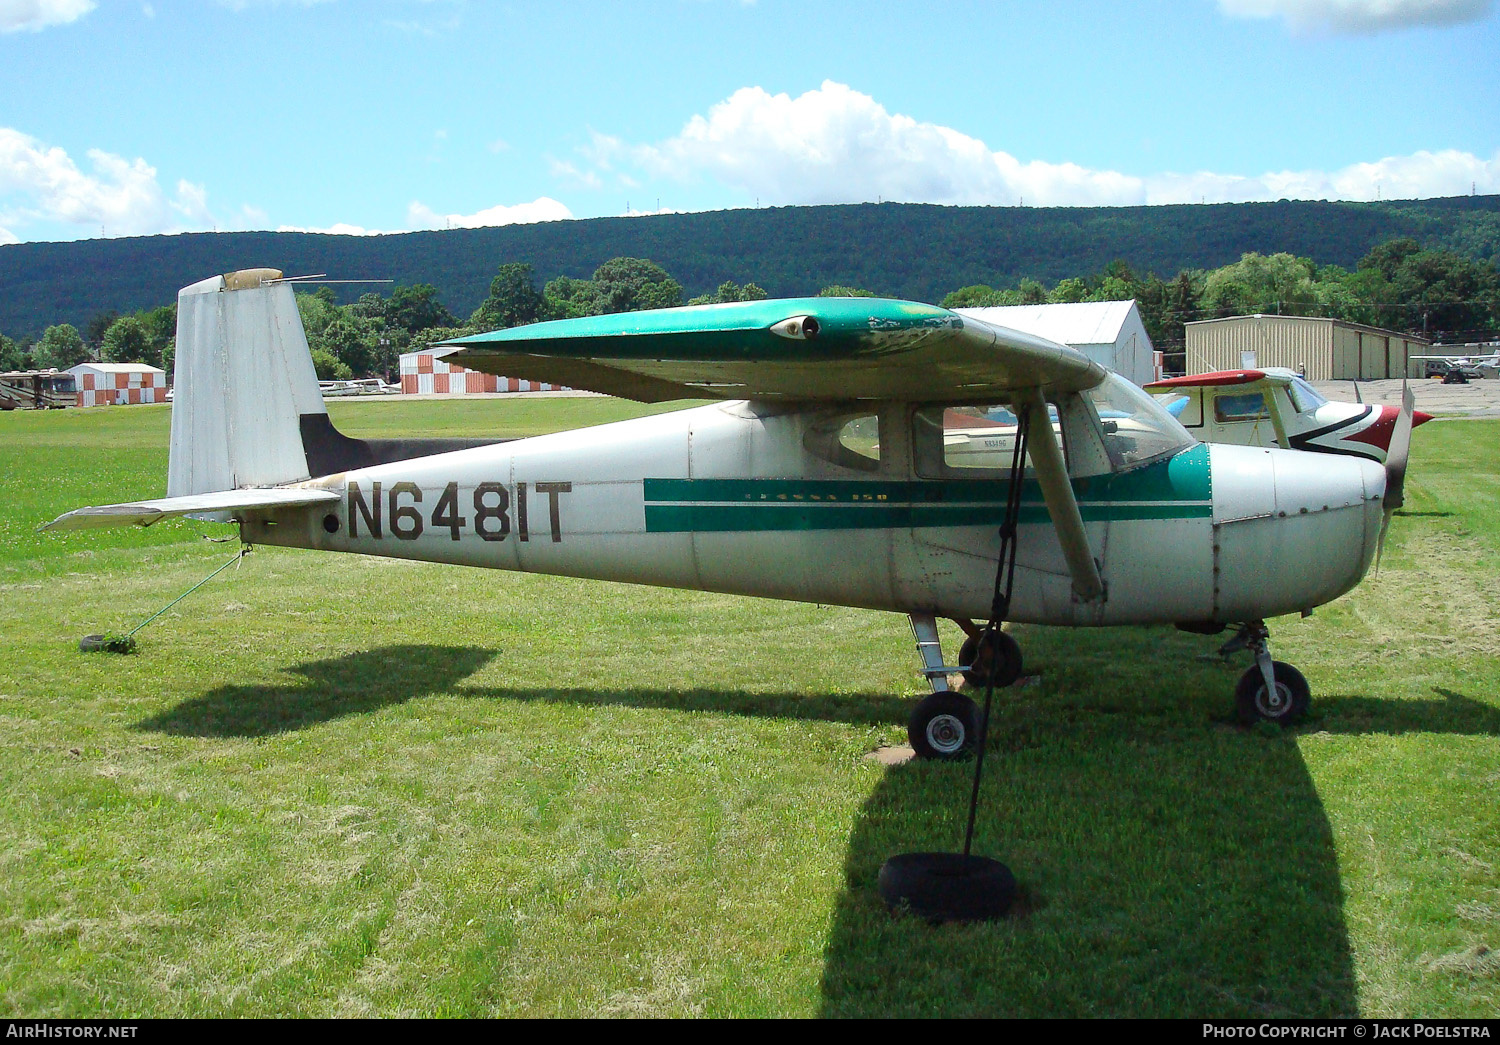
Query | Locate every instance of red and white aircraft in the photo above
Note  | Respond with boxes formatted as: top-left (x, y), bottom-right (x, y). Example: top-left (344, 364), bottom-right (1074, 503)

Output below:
top-left (1145, 367), bottom-right (1433, 464)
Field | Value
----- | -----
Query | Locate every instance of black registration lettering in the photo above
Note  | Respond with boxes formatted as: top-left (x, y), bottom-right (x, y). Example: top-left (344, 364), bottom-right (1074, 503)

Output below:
top-left (343, 479), bottom-right (565, 542)
top-left (433, 482), bottom-right (467, 540)
top-left (535, 482), bottom-right (572, 543)
top-left (473, 482), bottom-right (510, 541)
top-left (389, 482), bottom-right (423, 539)
top-left (348, 481), bottom-right (381, 538)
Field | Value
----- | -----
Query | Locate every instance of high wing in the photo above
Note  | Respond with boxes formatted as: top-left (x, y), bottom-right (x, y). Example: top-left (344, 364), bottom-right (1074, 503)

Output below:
top-left (1144, 368), bottom-right (1288, 390)
top-left (441, 297), bottom-right (1106, 403)
top-left (44, 487), bottom-right (339, 531)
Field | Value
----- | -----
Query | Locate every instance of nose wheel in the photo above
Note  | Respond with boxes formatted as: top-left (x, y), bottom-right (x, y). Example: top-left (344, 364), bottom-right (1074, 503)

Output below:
top-left (1222, 621), bottom-right (1311, 726)
top-left (1235, 661), bottom-right (1310, 725)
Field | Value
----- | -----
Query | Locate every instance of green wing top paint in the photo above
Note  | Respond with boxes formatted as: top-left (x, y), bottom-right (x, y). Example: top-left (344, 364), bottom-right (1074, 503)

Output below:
top-left (442, 297), bottom-right (1105, 404)
top-left (643, 444), bottom-right (1212, 532)
top-left (448, 298), bottom-right (958, 361)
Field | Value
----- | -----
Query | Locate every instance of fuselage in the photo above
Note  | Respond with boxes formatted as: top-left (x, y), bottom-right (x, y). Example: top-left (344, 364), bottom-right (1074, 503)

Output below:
top-left (247, 382), bottom-right (1387, 629)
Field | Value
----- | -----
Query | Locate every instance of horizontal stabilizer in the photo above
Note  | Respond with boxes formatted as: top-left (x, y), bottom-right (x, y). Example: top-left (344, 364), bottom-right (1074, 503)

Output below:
top-left (44, 487), bottom-right (338, 531)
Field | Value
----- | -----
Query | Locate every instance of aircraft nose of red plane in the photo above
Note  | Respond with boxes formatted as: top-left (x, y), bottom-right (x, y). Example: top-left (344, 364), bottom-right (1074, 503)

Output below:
top-left (1346, 405), bottom-right (1433, 454)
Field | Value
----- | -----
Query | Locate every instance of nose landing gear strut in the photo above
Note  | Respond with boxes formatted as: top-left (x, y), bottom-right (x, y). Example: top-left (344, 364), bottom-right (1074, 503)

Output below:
top-left (1220, 620), bottom-right (1311, 725)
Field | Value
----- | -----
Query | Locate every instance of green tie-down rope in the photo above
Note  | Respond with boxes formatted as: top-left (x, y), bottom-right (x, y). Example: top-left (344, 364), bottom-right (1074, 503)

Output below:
top-left (80, 546), bottom-right (250, 654)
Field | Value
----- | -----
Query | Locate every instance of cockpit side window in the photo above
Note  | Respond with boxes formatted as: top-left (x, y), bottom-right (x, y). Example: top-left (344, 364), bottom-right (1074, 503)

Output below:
top-left (1213, 391), bottom-right (1270, 423)
top-left (804, 412), bottom-right (882, 472)
top-left (912, 403), bottom-right (1063, 478)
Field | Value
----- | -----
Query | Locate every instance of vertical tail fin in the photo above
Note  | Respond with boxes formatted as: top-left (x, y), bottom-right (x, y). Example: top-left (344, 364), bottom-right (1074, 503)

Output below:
top-left (167, 269), bottom-right (326, 496)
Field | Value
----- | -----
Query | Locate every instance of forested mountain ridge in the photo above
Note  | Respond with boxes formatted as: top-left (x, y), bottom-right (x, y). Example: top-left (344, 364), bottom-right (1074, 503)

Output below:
top-left (2, 194), bottom-right (1497, 337)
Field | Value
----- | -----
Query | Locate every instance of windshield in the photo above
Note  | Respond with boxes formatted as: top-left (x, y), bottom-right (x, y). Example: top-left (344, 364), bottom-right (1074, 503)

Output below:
top-left (1288, 376), bottom-right (1327, 412)
top-left (1086, 374), bottom-right (1196, 470)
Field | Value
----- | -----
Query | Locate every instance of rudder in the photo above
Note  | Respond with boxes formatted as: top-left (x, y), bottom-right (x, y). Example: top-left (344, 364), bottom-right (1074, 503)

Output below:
top-left (167, 269), bottom-right (326, 496)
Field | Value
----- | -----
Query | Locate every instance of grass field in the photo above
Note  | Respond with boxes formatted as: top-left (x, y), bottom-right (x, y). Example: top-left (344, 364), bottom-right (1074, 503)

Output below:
top-left (1, 399), bottom-right (1497, 1017)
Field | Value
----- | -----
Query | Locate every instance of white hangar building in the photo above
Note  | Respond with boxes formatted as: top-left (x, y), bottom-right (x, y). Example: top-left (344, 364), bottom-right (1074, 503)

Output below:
top-left (66, 362), bottom-right (168, 407)
top-left (399, 350), bottom-right (570, 395)
top-left (955, 300), bottom-right (1158, 386)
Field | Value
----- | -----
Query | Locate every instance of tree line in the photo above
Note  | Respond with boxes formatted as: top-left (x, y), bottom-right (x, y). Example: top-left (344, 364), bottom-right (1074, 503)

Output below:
top-left (941, 237), bottom-right (1500, 350)
top-left (4, 237), bottom-right (1496, 380)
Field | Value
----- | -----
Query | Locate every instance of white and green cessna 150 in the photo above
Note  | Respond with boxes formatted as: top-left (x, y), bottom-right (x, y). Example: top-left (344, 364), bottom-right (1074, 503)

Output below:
top-left (48, 270), bottom-right (1412, 759)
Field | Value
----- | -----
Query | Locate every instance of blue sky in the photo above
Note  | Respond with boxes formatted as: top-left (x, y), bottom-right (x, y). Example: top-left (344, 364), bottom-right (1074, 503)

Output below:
top-left (1, 0), bottom-right (1497, 243)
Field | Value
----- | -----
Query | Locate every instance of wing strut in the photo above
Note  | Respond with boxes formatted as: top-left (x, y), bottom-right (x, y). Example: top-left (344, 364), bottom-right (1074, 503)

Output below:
top-left (1017, 388), bottom-right (1104, 603)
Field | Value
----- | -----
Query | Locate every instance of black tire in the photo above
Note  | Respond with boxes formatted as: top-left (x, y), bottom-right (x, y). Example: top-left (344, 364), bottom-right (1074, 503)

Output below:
top-left (907, 692), bottom-right (977, 761)
top-left (958, 629), bottom-right (1023, 689)
top-left (878, 852), bottom-right (1016, 923)
top-left (1235, 661), bottom-right (1310, 725)
top-left (79, 633), bottom-right (135, 654)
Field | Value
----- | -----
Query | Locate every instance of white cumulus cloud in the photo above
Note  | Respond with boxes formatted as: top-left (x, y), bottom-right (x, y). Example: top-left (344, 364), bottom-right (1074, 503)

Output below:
top-left (614, 81), bottom-right (1143, 208)
top-left (599, 81), bottom-right (1500, 209)
top-left (1147, 148), bottom-right (1500, 203)
top-left (0, 0), bottom-right (95, 33)
top-left (0, 127), bottom-right (215, 237)
top-left (1218, 0), bottom-right (1493, 33)
top-left (275, 221), bottom-right (393, 236)
top-left (276, 196), bottom-right (575, 237)
top-left (406, 196), bottom-right (573, 230)
top-left (548, 158), bottom-right (603, 190)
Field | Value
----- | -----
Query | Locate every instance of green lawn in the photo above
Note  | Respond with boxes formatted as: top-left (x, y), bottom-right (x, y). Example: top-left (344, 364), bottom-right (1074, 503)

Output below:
top-left (0, 401), bottom-right (1495, 1017)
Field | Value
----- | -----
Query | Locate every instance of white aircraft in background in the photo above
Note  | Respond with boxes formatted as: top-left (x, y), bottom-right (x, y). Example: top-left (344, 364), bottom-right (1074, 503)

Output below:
top-left (48, 270), bottom-right (1413, 764)
top-left (1409, 350), bottom-right (1500, 381)
top-left (1146, 367), bottom-right (1432, 464)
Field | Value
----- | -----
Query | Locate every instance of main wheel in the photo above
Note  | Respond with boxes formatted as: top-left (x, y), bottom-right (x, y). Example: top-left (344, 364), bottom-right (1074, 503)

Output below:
top-left (1235, 661), bottom-right (1310, 725)
top-left (878, 852), bottom-right (1016, 922)
top-left (958, 629), bottom-right (1023, 689)
top-left (908, 692), bottom-right (978, 760)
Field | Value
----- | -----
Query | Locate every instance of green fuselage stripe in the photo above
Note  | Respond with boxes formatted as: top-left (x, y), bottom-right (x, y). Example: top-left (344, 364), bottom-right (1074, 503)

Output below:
top-left (643, 445), bottom-right (1213, 532)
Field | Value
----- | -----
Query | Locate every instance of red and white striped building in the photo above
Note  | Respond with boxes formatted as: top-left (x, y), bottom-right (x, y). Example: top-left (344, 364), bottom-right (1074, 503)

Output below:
top-left (67, 363), bottom-right (168, 407)
top-left (399, 351), bottom-right (570, 395)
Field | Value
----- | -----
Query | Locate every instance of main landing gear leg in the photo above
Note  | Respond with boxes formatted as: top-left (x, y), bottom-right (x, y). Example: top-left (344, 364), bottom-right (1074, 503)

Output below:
top-left (906, 613), bottom-right (978, 761)
top-left (1221, 620), bottom-right (1311, 726)
top-left (905, 614), bottom-right (1028, 759)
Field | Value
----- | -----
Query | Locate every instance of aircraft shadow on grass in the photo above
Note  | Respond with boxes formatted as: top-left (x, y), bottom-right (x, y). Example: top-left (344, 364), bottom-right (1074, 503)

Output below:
top-left (453, 684), bottom-right (912, 727)
top-left (453, 669), bottom-right (1498, 1016)
top-left (134, 644), bottom-right (912, 739)
top-left (813, 686), bottom-right (1500, 1018)
top-left (1312, 687), bottom-right (1500, 736)
top-left (133, 644), bottom-right (498, 738)
top-left (816, 708), bottom-right (1363, 1018)
top-left (135, 644), bottom-right (1498, 1015)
